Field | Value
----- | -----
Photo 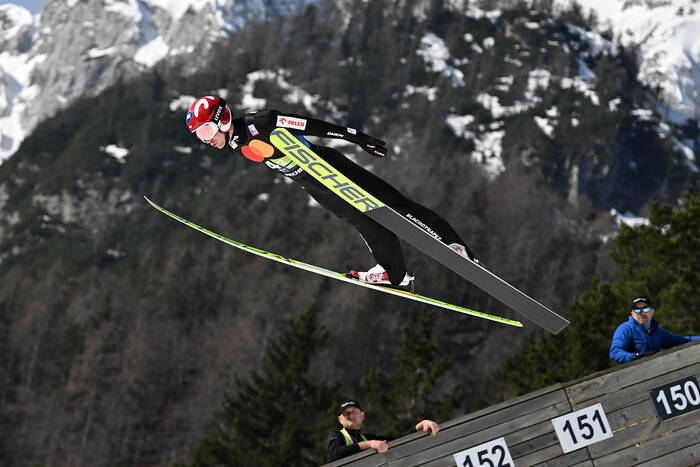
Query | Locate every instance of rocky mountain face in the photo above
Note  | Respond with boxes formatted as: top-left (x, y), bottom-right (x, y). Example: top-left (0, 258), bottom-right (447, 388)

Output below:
top-left (0, 0), bottom-right (317, 160)
top-left (0, 0), bottom-right (697, 466)
top-left (555, 0), bottom-right (700, 122)
top-left (2, 0), bottom-right (699, 161)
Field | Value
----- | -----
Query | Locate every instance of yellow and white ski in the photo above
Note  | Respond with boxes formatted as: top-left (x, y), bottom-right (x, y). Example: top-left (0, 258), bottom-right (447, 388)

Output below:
top-left (145, 196), bottom-right (522, 328)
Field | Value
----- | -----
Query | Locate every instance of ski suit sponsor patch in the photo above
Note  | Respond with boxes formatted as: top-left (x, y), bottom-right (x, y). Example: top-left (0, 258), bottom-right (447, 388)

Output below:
top-left (263, 135), bottom-right (308, 176)
top-left (241, 139), bottom-right (275, 162)
top-left (276, 116), bottom-right (307, 130)
top-left (406, 213), bottom-right (442, 241)
top-left (248, 124), bottom-right (260, 136)
top-left (269, 128), bottom-right (384, 212)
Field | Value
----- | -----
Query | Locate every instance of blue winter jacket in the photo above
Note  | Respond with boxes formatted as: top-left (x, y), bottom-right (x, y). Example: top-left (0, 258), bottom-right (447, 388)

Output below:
top-left (609, 316), bottom-right (699, 363)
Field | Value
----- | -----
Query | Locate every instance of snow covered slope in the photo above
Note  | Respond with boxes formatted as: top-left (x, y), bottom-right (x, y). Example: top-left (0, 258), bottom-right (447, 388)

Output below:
top-left (555, 0), bottom-right (700, 123)
top-left (0, 0), bottom-right (316, 162)
top-left (1, 0), bottom-right (698, 165)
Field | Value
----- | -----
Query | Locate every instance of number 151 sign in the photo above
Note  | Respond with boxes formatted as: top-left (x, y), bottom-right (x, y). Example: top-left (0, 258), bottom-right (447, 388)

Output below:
top-left (551, 403), bottom-right (613, 453)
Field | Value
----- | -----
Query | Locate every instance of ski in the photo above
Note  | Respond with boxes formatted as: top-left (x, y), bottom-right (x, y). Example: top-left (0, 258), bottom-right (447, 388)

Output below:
top-left (144, 196), bottom-right (522, 328)
top-left (269, 128), bottom-right (569, 334)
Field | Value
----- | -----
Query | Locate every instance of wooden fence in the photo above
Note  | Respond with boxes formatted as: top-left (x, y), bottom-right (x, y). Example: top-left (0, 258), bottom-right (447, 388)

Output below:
top-left (324, 340), bottom-right (700, 466)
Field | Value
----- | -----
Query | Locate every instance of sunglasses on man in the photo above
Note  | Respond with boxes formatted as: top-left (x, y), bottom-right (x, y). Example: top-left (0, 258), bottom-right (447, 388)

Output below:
top-left (632, 307), bottom-right (652, 313)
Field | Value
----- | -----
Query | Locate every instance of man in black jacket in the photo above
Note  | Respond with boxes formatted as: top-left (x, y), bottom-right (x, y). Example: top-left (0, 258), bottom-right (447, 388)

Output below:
top-left (326, 400), bottom-right (439, 462)
top-left (186, 96), bottom-right (476, 288)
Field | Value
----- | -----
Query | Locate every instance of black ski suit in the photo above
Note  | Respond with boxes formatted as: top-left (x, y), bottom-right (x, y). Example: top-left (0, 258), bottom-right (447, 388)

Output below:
top-left (226, 109), bottom-right (470, 285)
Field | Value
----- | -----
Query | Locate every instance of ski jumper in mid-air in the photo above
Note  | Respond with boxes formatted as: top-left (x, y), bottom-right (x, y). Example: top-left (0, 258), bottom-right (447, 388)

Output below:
top-left (186, 95), bottom-right (476, 288)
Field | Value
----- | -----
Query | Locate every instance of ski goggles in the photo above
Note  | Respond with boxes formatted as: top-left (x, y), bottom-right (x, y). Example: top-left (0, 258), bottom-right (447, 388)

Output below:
top-left (193, 122), bottom-right (219, 142)
top-left (632, 307), bottom-right (652, 313)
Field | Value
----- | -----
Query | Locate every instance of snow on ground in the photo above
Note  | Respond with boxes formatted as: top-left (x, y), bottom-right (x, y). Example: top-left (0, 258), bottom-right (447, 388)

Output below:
top-left (238, 69), bottom-right (342, 118)
top-left (555, 0), bottom-right (700, 122)
top-left (610, 208), bottom-right (649, 228)
top-left (84, 46), bottom-right (118, 60)
top-left (471, 130), bottom-right (505, 179)
top-left (462, 2), bottom-right (501, 22)
top-left (134, 36), bottom-right (169, 67)
top-left (534, 116), bottom-right (555, 138)
top-left (101, 144), bottom-right (129, 163)
top-left (143, 0), bottom-right (208, 22)
top-left (494, 76), bottom-right (513, 92)
top-left (103, 0), bottom-right (141, 21)
top-left (673, 138), bottom-right (699, 172)
top-left (446, 114), bottom-right (475, 139)
top-left (0, 4), bottom-right (36, 163)
top-left (174, 145), bottom-right (192, 154)
top-left (417, 33), bottom-right (465, 87)
top-left (404, 85), bottom-right (438, 102)
top-left (561, 76), bottom-right (600, 106)
top-left (446, 113), bottom-right (505, 179)
top-left (169, 94), bottom-right (198, 111)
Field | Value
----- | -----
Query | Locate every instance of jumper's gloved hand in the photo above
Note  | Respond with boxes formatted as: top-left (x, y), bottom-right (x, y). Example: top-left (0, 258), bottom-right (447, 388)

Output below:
top-left (357, 132), bottom-right (388, 158)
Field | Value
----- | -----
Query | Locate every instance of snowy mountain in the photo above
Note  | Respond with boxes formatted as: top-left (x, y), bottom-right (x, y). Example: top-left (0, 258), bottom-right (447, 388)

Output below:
top-left (1, 0), bottom-right (699, 165)
top-left (0, 0), bottom-right (316, 162)
top-left (557, 0), bottom-right (700, 124)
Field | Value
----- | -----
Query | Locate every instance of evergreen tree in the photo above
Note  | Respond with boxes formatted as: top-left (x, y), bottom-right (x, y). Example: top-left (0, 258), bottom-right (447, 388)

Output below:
top-left (490, 185), bottom-right (700, 398)
top-left (181, 305), bottom-right (338, 467)
top-left (361, 310), bottom-right (464, 435)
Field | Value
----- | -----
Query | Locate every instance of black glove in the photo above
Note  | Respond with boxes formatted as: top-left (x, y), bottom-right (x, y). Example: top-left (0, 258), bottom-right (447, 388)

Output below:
top-left (357, 132), bottom-right (388, 158)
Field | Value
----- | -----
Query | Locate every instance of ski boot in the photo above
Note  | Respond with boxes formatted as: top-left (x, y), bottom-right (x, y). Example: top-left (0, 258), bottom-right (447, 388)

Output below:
top-left (448, 243), bottom-right (484, 267)
top-left (346, 264), bottom-right (415, 292)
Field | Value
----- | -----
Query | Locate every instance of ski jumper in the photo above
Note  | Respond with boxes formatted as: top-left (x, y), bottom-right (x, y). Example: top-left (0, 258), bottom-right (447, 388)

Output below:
top-left (227, 109), bottom-right (471, 285)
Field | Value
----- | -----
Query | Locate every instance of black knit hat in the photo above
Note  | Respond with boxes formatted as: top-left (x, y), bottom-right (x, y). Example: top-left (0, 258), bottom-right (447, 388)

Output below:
top-left (631, 296), bottom-right (653, 310)
top-left (337, 400), bottom-right (362, 416)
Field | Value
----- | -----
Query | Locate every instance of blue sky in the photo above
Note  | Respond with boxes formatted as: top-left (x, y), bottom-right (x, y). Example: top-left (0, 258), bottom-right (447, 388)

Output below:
top-left (0, 0), bottom-right (45, 14)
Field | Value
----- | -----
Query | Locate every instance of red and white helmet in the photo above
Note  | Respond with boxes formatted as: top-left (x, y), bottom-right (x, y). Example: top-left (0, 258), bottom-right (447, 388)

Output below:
top-left (185, 96), bottom-right (232, 141)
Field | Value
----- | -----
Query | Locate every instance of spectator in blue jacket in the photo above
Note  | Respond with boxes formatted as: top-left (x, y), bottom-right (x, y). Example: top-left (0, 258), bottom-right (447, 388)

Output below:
top-left (609, 296), bottom-right (698, 364)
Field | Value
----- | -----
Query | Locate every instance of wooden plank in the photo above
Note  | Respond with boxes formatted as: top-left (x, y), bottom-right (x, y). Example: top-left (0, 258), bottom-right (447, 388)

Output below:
top-left (382, 397), bottom-right (571, 464)
top-left (435, 383), bottom-right (564, 431)
top-left (588, 398), bottom-right (700, 457)
top-left (401, 421), bottom-right (562, 467)
top-left (566, 461), bottom-right (595, 467)
top-left (563, 341), bottom-right (700, 388)
top-left (370, 388), bottom-right (568, 464)
top-left (536, 448), bottom-right (591, 467)
top-left (634, 441), bottom-right (700, 467)
top-left (408, 454), bottom-right (457, 467)
top-left (322, 450), bottom-right (384, 467)
top-left (514, 442), bottom-right (565, 466)
top-left (567, 364), bottom-right (700, 414)
top-left (421, 386), bottom-right (567, 443)
top-left (565, 344), bottom-right (700, 405)
top-left (411, 448), bottom-right (592, 467)
top-left (592, 420), bottom-right (700, 466)
top-left (508, 431), bottom-right (558, 458)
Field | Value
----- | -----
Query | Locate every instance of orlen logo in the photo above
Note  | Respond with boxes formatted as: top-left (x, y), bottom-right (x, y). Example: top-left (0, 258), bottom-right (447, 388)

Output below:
top-left (276, 116), bottom-right (307, 130)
